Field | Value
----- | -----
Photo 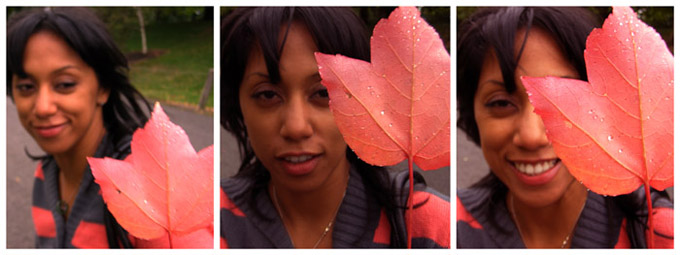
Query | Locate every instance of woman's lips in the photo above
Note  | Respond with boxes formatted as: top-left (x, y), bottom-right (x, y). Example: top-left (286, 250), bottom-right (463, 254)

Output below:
top-left (278, 154), bottom-right (320, 176)
top-left (511, 159), bottom-right (562, 186)
top-left (34, 124), bottom-right (65, 138)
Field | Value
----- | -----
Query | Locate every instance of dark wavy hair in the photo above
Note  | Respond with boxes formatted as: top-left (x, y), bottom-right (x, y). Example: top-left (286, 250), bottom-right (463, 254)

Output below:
top-left (7, 7), bottom-right (151, 147)
top-left (457, 7), bottom-right (671, 247)
top-left (222, 7), bottom-right (410, 247)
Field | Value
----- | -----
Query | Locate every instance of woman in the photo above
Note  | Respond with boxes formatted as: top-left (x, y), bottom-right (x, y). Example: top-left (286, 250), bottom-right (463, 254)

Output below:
top-left (220, 7), bottom-right (450, 248)
top-left (456, 7), bottom-right (673, 248)
top-left (7, 7), bottom-right (150, 248)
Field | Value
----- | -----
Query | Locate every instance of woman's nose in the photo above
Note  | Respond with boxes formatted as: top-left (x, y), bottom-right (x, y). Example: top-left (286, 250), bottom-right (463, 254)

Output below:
top-left (34, 86), bottom-right (57, 118)
top-left (513, 105), bottom-right (550, 150)
top-left (280, 96), bottom-right (313, 141)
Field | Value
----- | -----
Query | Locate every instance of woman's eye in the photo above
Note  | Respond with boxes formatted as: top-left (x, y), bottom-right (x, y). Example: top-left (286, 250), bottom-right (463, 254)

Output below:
top-left (314, 88), bottom-right (329, 98)
top-left (485, 100), bottom-right (512, 108)
top-left (15, 83), bottom-right (36, 93)
top-left (251, 90), bottom-right (282, 106)
top-left (54, 82), bottom-right (77, 92)
top-left (484, 98), bottom-right (517, 117)
top-left (310, 88), bottom-right (330, 106)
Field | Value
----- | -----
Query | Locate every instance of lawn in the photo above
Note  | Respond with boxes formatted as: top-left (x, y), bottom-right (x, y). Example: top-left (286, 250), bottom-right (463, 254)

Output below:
top-left (119, 21), bottom-right (214, 109)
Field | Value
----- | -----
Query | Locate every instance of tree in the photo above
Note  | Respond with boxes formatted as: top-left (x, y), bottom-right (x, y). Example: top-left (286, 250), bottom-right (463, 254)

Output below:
top-left (135, 7), bottom-right (148, 55)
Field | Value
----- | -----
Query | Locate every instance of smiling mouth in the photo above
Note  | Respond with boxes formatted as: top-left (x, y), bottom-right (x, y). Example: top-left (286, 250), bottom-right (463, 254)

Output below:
top-left (283, 155), bottom-right (317, 163)
top-left (513, 159), bottom-right (560, 176)
top-left (33, 123), bottom-right (66, 138)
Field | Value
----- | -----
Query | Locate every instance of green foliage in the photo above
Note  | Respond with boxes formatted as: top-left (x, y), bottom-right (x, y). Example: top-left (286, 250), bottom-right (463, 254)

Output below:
top-left (93, 7), bottom-right (212, 51)
top-left (126, 21), bottom-right (214, 108)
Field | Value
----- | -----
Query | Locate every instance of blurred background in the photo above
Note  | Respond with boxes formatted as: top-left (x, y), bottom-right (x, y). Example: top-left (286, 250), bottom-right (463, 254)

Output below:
top-left (219, 7), bottom-right (452, 197)
top-left (6, 7), bottom-right (214, 248)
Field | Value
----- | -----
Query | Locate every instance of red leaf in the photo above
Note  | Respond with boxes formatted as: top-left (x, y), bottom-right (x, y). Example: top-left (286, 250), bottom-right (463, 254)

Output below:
top-left (133, 226), bottom-right (213, 248)
top-left (521, 7), bottom-right (673, 248)
top-left (315, 7), bottom-right (450, 248)
top-left (521, 6), bottom-right (673, 196)
top-left (314, 6), bottom-right (450, 171)
top-left (88, 102), bottom-right (213, 248)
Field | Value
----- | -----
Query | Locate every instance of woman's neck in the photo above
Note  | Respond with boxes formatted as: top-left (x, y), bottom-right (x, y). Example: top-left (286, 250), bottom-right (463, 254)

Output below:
top-left (53, 122), bottom-right (107, 187)
top-left (509, 180), bottom-right (588, 248)
top-left (269, 158), bottom-right (350, 248)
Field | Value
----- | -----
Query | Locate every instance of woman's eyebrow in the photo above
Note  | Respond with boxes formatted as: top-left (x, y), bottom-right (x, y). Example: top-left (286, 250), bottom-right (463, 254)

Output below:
top-left (50, 65), bottom-right (78, 75)
top-left (244, 72), bottom-right (269, 79)
top-left (17, 65), bottom-right (79, 79)
top-left (242, 72), bottom-right (272, 85)
top-left (307, 73), bottom-right (321, 83)
top-left (480, 79), bottom-right (505, 87)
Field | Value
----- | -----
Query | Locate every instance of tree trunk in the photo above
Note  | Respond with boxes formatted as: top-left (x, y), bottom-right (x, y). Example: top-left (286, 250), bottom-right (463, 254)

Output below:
top-left (135, 7), bottom-right (148, 55)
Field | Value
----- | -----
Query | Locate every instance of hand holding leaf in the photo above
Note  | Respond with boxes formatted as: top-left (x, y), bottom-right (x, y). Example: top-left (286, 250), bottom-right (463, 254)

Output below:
top-left (521, 7), bottom-right (673, 248)
top-left (88, 103), bottom-right (213, 248)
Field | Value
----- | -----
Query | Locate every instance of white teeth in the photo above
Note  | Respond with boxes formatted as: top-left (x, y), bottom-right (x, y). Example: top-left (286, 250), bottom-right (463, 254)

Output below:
top-left (284, 155), bottom-right (314, 163)
top-left (514, 160), bottom-right (557, 176)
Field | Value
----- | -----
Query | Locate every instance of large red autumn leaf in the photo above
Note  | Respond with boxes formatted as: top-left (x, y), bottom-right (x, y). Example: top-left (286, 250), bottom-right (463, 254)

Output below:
top-left (314, 6), bottom-right (450, 170)
top-left (88, 102), bottom-right (213, 248)
top-left (521, 6), bottom-right (673, 248)
top-left (315, 6), bottom-right (450, 248)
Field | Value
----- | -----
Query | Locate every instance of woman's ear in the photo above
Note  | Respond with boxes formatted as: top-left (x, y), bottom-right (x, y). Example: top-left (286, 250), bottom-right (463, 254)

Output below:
top-left (97, 87), bottom-right (111, 106)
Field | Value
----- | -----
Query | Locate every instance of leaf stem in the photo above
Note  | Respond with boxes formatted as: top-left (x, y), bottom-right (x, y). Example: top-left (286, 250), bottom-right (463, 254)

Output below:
top-left (644, 183), bottom-right (654, 248)
top-left (407, 157), bottom-right (414, 249)
top-left (168, 230), bottom-right (174, 248)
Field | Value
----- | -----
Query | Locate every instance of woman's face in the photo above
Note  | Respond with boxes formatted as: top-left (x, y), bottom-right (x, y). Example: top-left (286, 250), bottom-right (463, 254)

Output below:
top-left (474, 28), bottom-right (580, 207)
top-left (12, 30), bottom-right (109, 156)
top-left (239, 23), bottom-right (349, 192)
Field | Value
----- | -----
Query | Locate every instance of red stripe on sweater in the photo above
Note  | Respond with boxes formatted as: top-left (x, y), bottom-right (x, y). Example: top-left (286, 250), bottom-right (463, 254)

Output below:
top-left (405, 191), bottom-right (450, 248)
top-left (615, 207), bottom-right (674, 249)
top-left (34, 163), bottom-right (44, 180)
top-left (456, 196), bottom-right (482, 229)
top-left (32, 206), bottom-right (56, 238)
top-left (372, 209), bottom-right (391, 245)
top-left (221, 237), bottom-right (228, 248)
top-left (651, 207), bottom-right (674, 249)
top-left (614, 218), bottom-right (631, 248)
top-left (71, 220), bottom-right (108, 248)
top-left (221, 189), bottom-right (245, 217)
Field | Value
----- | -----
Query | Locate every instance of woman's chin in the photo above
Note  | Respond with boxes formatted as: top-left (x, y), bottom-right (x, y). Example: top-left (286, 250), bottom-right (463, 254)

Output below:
top-left (507, 165), bottom-right (576, 207)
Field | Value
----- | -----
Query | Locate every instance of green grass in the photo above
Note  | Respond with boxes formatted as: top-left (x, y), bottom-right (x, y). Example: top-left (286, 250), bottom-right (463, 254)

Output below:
top-left (119, 21), bottom-right (214, 109)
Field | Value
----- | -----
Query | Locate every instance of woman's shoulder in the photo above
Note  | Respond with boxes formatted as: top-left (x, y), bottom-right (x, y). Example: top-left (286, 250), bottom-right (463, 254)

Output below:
top-left (456, 185), bottom-right (495, 220)
top-left (220, 177), bottom-right (250, 217)
top-left (456, 187), bottom-right (490, 229)
top-left (456, 186), bottom-right (511, 248)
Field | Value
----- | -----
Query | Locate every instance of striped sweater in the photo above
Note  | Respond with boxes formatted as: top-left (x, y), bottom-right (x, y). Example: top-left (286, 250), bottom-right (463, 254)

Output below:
top-left (457, 186), bottom-right (673, 248)
top-left (32, 134), bottom-right (131, 248)
top-left (221, 166), bottom-right (450, 248)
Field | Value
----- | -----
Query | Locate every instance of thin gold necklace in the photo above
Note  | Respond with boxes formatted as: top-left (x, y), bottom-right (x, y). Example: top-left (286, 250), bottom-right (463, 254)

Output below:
top-left (272, 185), bottom-right (346, 248)
top-left (509, 194), bottom-right (586, 248)
top-left (57, 173), bottom-right (79, 217)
